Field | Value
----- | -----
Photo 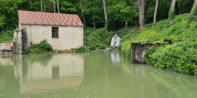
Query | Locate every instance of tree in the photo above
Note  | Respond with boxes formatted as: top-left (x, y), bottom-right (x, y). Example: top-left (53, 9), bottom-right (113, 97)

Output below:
top-left (102, 0), bottom-right (108, 28)
top-left (80, 0), bottom-right (86, 26)
top-left (138, 0), bottom-right (146, 31)
top-left (57, 0), bottom-right (60, 13)
top-left (53, 0), bottom-right (56, 13)
top-left (83, 0), bottom-right (103, 29)
top-left (189, 0), bottom-right (197, 21)
top-left (168, 0), bottom-right (176, 25)
top-left (108, 0), bottom-right (137, 29)
top-left (0, 15), bottom-right (5, 30)
top-left (153, 0), bottom-right (159, 26)
top-left (41, 0), bottom-right (43, 12)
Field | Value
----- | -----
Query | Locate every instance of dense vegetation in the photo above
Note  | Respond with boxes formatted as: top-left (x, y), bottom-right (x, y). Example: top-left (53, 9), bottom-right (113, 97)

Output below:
top-left (120, 14), bottom-right (197, 54)
top-left (25, 40), bottom-right (53, 54)
top-left (0, 0), bottom-right (194, 42)
top-left (146, 41), bottom-right (197, 76)
top-left (0, 0), bottom-right (197, 75)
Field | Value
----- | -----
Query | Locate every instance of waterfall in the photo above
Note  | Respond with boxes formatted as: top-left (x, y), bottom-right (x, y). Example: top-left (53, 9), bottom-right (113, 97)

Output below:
top-left (111, 34), bottom-right (121, 48)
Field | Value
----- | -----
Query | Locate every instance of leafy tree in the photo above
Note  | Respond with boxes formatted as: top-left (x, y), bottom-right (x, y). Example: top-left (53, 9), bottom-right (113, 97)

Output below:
top-left (83, 0), bottom-right (104, 28)
top-left (108, 0), bottom-right (137, 29)
top-left (60, 1), bottom-right (78, 14)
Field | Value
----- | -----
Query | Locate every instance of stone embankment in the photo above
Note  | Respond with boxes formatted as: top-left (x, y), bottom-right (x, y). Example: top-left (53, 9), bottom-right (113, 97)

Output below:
top-left (0, 42), bottom-right (12, 55)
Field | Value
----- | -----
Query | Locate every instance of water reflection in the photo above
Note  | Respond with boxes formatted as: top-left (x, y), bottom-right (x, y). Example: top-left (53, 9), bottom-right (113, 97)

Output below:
top-left (0, 54), bottom-right (13, 66)
top-left (110, 50), bottom-right (121, 67)
top-left (13, 54), bottom-right (84, 95)
top-left (0, 52), bottom-right (197, 98)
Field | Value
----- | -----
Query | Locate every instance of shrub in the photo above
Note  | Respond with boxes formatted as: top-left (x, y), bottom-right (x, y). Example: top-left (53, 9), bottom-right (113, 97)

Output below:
top-left (72, 47), bottom-right (86, 52)
top-left (25, 40), bottom-right (53, 54)
top-left (85, 28), bottom-right (111, 51)
top-left (146, 41), bottom-right (197, 76)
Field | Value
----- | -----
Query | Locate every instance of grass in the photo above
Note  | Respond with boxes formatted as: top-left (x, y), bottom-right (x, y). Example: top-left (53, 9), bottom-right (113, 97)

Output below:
top-left (0, 30), bottom-right (13, 43)
top-left (120, 13), bottom-right (197, 55)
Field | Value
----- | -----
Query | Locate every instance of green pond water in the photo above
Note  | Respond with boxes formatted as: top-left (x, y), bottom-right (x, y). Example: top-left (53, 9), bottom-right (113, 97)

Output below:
top-left (0, 51), bottom-right (197, 98)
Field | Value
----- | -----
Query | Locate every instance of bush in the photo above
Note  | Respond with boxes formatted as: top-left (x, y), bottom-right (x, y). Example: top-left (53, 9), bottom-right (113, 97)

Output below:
top-left (25, 40), bottom-right (53, 54)
top-left (85, 28), bottom-right (111, 51)
top-left (72, 47), bottom-right (86, 52)
top-left (146, 41), bottom-right (197, 76)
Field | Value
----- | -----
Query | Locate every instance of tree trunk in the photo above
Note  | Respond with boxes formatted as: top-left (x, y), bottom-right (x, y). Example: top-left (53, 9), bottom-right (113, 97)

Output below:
top-left (41, 0), bottom-right (43, 12)
top-left (80, 0), bottom-right (86, 26)
top-left (189, 0), bottom-right (197, 22)
top-left (153, 0), bottom-right (159, 26)
top-left (102, 0), bottom-right (108, 28)
top-left (125, 20), bottom-right (128, 27)
top-left (57, 0), bottom-right (60, 13)
top-left (168, 0), bottom-right (176, 25)
top-left (191, 0), bottom-right (197, 13)
top-left (138, 0), bottom-right (145, 31)
top-left (93, 18), bottom-right (96, 29)
top-left (125, 0), bottom-right (129, 27)
top-left (53, 0), bottom-right (56, 13)
top-left (43, 0), bottom-right (46, 12)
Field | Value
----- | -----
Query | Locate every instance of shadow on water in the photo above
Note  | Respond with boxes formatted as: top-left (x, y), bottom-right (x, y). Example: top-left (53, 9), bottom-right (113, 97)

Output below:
top-left (0, 52), bottom-right (197, 98)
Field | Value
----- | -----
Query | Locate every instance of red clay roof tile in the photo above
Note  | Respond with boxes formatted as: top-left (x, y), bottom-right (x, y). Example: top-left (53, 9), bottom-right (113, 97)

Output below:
top-left (18, 10), bottom-right (84, 27)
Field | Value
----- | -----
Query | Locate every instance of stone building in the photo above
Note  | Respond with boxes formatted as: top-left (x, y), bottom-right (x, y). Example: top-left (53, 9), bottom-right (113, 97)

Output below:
top-left (13, 10), bottom-right (84, 53)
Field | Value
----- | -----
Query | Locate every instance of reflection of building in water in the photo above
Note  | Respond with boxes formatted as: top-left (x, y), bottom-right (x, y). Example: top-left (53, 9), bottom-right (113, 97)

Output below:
top-left (0, 55), bottom-right (13, 66)
top-left (111, 50), bottom-right (121, 66)
top-left (13, 54), bottom-right (84, 95)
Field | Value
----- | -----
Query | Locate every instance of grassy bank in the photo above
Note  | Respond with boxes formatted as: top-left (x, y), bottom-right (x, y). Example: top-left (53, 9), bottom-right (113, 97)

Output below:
top-left (120, 14), bottom-right (197, 55)
top-left (84, 28), bottom-right (111, 51)
top-left (119, 13), bottom-right (197, 76)
top-left (146, 41), bottom-right (197, 76)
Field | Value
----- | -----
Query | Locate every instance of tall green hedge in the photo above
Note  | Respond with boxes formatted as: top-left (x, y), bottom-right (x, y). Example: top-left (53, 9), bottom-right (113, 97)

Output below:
top-left (146, 41), bottom-right (197, 76)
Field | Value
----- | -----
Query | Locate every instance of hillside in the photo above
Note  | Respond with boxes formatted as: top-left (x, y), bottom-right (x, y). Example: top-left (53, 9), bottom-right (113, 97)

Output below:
top-left (120, 13), bottom-right (197, 54)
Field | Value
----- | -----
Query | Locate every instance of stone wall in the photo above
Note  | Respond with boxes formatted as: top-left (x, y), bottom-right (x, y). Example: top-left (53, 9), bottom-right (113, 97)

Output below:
top-left (12, 29), bottom-right (27, 54)
top-left (20, 24), bottom-right (84, 50)
top-left (0, 42), bottom-right (12, 54)
top-left (131, 43), bottom-right (163, 63)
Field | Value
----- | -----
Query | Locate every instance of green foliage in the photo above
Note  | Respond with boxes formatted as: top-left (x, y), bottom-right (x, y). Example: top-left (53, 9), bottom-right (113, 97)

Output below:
top-left (108, 0), bottom-right (138, 29)
top-left (72, 47), bottom-right (86, 52)
top-left (60, 1), bottom-right (78, 13)
top-left (132, 14), bottom-right (197, 43)
top-left (0, 30), bottom-right (13, 43)
top-left (119, 27), bottom-right (138, 55)
top-left (25, 40), bottom-right (53, 54)
top-left (0, 15), bottom-right (5, 28)
top-left (85, 28), bottom-right (111, 51)
top-left (134, 29), bottom-right (164, 42)
top-left (189, 6), bottom-right (197, 22)
top-left (146, 41), bottom-right (197, 76)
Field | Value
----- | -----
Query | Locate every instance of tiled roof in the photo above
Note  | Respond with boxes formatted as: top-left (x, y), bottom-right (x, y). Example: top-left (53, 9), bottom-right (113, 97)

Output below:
top-left (18, 10), bottom-right (84, 27)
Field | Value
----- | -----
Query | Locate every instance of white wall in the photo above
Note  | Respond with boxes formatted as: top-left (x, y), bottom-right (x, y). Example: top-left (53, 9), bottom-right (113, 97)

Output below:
top-left (20, 24), bottom-right (84, 50)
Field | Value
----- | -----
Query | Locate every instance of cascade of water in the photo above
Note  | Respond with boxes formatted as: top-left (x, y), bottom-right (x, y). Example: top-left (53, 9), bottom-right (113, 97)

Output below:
top-left (111, 34), bottom-right (121, 47)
